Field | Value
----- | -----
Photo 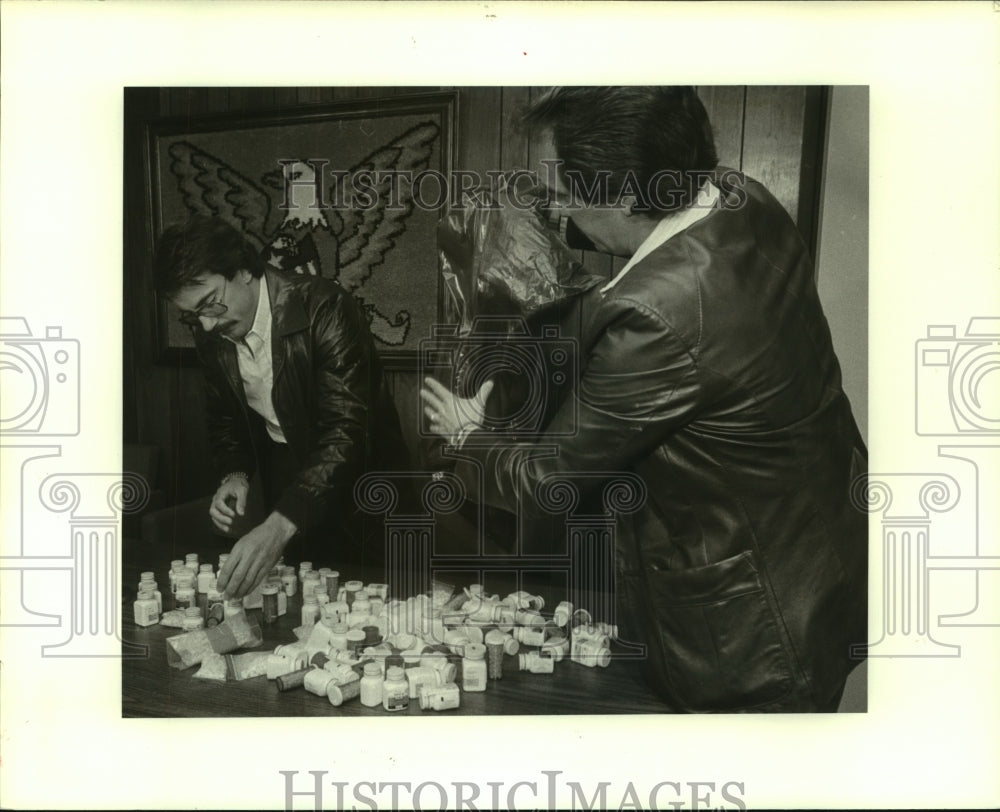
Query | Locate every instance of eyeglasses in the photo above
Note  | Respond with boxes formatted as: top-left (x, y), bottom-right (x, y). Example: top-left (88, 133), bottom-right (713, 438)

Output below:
top-left (178, 279), bottom-right (229, 327)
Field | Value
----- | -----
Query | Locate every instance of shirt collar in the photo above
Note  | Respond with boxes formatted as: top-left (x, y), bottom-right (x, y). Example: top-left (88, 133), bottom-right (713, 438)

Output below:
top-left (600, 181), bottom-right (721, 293)
top-left (223, 275), bottom-right (270, 351)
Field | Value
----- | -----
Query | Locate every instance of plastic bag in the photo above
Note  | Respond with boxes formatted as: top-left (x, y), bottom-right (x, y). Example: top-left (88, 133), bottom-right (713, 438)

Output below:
top-left (437, 181), bottom-right (604, 333)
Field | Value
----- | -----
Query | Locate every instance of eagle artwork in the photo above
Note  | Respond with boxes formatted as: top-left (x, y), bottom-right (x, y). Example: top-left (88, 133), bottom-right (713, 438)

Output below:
top-left (164, 120), bottom-right (442, 349)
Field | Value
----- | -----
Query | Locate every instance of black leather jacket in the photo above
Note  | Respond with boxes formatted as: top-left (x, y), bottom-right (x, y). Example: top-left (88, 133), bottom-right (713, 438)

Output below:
top-left (454, 172), bottom-right (868, 711)
top-left (194, 269), bottom-right (408, 534)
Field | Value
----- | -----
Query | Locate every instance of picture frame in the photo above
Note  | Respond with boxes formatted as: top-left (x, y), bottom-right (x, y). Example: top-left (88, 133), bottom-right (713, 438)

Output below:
top-left (143, 90), bottom-right (456, 370)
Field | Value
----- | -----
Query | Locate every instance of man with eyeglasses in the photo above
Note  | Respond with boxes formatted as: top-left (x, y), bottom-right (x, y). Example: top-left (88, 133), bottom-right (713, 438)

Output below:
top-left (153, 214), bottom-right (409, 598)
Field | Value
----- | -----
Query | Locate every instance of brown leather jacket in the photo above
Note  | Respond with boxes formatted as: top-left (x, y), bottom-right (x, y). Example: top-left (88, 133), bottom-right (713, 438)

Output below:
top-left (194, 269), bottom-right (408, 534)
top-left (453, 172), bottom-right (868, 711)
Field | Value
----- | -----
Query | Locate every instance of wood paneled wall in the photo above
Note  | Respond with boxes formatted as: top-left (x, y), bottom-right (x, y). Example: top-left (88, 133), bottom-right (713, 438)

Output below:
top-left (124, 86), bottom-right (827, 504)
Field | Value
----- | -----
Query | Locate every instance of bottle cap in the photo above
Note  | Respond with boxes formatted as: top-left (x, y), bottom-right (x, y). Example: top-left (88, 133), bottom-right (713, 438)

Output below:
top-left (140, 571), bottom-right (155, 581)
top-left (282, 566), bottom-right (296, 577)
top-left (318, 567), bottom-right (332, 577)
top-left (345, 580), bottom-right (364, 591)
top-left (300, 561), bottom-right (313, 569)
top-left (185, 553), bottom-right (199, 562)
top-left (386, 666), bottom-right (405, 680)
top-left (464, 643), bottom-right (486, 660)
top-left (484, 629), bottom-right (507, 646)
top-left (363, 662), bottom-right (381, 676)
top-left (346, 629), bottom-right (366, 642)
top-left (184, 607), bottom-right (201, 617)
top-left (199, 563), bottom-right (213, 572)
top-left (305, 570), bottom-right (320, 581)
top-left (331, 622), bottom-right (349, 634)
top-left (170, 560), bottom-right (183, 569)
top-left (261, 584), bottom-right (279, 595)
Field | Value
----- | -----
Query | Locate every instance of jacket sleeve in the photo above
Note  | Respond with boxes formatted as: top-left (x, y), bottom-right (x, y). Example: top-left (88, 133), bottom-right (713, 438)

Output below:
top-left (453, 296), bottom-right (703, 518)
top-left (196, 336), bottom-right (257, 482)
top-left (272, 291), bottom-right (376, 531)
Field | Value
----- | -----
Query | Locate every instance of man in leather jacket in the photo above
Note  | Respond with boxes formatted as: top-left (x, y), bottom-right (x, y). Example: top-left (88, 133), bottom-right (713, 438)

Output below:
top-left (154, 215), bottom-right (408, 598)
top-left (421, 87), bottom-right (867, 712)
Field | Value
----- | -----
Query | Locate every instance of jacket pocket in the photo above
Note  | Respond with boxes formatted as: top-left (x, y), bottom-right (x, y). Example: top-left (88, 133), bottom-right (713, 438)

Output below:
top-left (643, 550), bottom-right (793, 711)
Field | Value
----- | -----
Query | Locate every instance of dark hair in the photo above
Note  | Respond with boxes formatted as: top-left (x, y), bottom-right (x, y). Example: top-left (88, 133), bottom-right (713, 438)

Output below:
top-left (521, 86), bottom-right (718, 214)
top-left (152, 215), bottom-right (265, 296)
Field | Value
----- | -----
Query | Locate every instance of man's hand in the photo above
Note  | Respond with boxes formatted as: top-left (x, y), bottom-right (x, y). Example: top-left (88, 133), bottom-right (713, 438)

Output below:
top-left (217, 511), bottom-right (297, 599)
top-left (419, 377), bottom-right (494, 446)
top-left (209, 475), bottom-right (249, 534)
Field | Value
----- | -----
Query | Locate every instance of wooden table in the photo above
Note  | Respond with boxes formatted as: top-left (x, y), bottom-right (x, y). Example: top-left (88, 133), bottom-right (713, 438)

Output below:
top-left (121, 533), bottom-right (671, 717)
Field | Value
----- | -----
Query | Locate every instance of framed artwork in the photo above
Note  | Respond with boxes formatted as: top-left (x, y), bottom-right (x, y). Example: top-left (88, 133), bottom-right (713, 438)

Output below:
top-left (144, 90), bottom-right (456, 370)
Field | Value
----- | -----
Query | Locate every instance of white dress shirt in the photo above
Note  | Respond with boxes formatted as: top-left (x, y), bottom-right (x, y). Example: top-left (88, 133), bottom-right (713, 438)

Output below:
top-left (229, 277), bottom-right (287, 444)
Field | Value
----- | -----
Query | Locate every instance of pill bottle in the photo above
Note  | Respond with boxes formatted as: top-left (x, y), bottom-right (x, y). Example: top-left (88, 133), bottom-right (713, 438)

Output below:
top-left (571, 638), bottom-right (611, 668)
top-left (138, 574), bottom-right (162, 614)
top-left (205, 581), bottom-right (225, 627)
top-left (406, 666), bottom-right (439, 700)
top-left (419, 682), bottom-right (461, 711)
top-left (513, 625), bottom-right (547, 647)
top-left (352, 593), bottom-right (372, 616)
top-left (281, 566), bottom-right (297, 597)
top-left (298, 561), bottom-right (313, 584)
top-left (301, 593), bottom-right (320, 627)
top-left (328, 622), bottom-right (350, 651)
top-left (443, 629), bottom-right (470, 655)
top-left (345, 628), bottom-right (366, 657)
top-left (196, 563), bottom-right (214, 594)
top-left (343, 580), bottom-right (364, 607)
top-left (461, 643), bottom-right (487, 692)
top-left (218, 552), bottom-right (230, 572)
top-left (314, 590), bottom-right (330, 610)
top-left (304, 668), bottom-right (337, 697)
top-left (266, 576), bottom-right (288, 616)
top-left (266, 654), bottom-right (295, 680)
top-left (518, 651), bottom-right (555, 674)
top-left (318, 567), bottom-right (332, 586)
top-left (261, 583), bottom-right (280, 624)
top-left (515, 608), bottom-right (545, 628)
top-left (325, 570), bottom-right (340, 602)
top-left (182, 607), bottom-right (204, 632)
top-left (167, 560), bottom-right (184, 591)
top-left (553, 601), bottom-right (573, 627)
top-left (571, 608), bottom-right (592, 628)
top-left (133, 588), bottom-right (159, 627)
top-left (223, 596), bottom-right (243, 619)
top-left (502, 590), bottom-right (531, 610)
top-left (382, 666), bottom-right (409, 711)
top-left (366, 582), bottom-right (388, 600)
top-left (540, 635), bottom-right (570, 662)
top-left (302, 570), bottom-right (321, 600)
top-left (328, 675), bottom-right (362, 706)
top-left (184, 553), bottom-right (199, 576)
top-left (174, 574), bottom-right (196, 611)
top-left (360, 662), bottom-right (383, 707)
top-left (361, 625), bottom-right (381, 646)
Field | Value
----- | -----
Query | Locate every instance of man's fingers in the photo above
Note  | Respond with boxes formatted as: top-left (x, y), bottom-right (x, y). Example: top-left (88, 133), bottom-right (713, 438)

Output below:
top-left (477, 379), bottom-right (495, 402)
top-left (223, 553), bottom-right (252, 599)
top-left (235, 490), bottom-right (246, 516)
top-left (419, 387), bottom-right (444, 413)
top-left (422, 377), bottom-right (453, 400)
